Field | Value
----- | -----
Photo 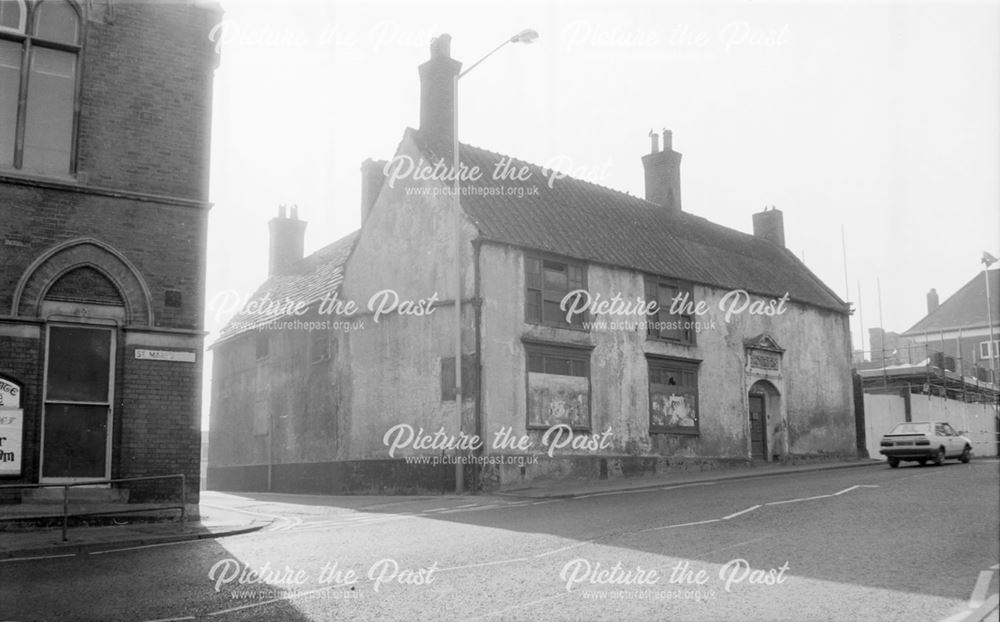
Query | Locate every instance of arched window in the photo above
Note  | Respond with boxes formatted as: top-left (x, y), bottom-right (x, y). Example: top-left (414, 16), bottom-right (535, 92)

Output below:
top-left (0, 0), bottom-right (81, 176)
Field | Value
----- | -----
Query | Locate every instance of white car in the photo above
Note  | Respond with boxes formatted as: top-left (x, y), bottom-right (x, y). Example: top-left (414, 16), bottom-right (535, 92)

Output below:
top-left (879, 422), bottom-right (973, 468)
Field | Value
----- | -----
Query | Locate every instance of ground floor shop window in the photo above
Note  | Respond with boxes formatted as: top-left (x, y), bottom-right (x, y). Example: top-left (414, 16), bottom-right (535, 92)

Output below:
top-left (647, 355), bottom-right (700, 435)
top-left (525, 342), bottom-right (592, 430)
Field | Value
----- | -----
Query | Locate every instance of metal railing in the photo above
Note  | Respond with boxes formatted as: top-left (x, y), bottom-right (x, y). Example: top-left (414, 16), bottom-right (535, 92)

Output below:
top-left (0, 473), bottom-right (186, 542)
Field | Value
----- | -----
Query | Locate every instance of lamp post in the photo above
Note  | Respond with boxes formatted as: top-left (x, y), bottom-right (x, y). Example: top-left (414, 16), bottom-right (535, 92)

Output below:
top-left (452, 29), bottom-right (538, 494)
top-left (983, 252), bottom-right (997, 394)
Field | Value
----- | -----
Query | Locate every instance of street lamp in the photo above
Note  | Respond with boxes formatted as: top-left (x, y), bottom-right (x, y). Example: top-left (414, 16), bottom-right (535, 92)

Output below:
top-left (452, 30), bottom-right (538, 493)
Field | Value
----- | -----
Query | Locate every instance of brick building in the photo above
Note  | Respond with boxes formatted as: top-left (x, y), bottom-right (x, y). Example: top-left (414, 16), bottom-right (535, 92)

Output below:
top-left (208, 35), bottom-right (858, 494)
top-left (902, 270), bottom-right (1000, 385)
top-left (0, 0), bottom-right (220, 503)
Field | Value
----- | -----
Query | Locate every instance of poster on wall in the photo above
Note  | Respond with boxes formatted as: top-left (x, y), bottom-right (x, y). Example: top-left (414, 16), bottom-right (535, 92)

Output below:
top-left (527, 372), bottom-right (590, 429)
top-left (0, 376), bottom-right (23, 476)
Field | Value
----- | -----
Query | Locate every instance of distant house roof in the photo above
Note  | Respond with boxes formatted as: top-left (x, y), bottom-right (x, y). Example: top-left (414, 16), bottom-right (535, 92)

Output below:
top-left (216, 231), bottom-right (358, 343)
top-left (905, 269), bottom-right (1000, 336)
top-left (411, 130), bottom-right (847, 313)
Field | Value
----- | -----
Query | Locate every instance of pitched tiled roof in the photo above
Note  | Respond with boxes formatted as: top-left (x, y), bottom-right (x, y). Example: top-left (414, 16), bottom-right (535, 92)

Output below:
top-left (216, 231), bottom-right (359, 342)
top-left (411, 130), bottom-right (847, 313)
top-left (905, 269), bottom-right (1000, 335)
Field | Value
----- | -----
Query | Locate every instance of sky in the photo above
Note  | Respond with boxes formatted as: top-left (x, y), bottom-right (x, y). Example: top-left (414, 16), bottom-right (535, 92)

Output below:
top-left (204, 0), bottom-right (1000, 424)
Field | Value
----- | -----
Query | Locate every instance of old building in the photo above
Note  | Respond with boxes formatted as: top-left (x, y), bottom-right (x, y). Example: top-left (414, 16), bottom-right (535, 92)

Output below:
top-left (0, 0), bottom-right (220, 503)
top-left (208, 35), bottom-right (857, 494)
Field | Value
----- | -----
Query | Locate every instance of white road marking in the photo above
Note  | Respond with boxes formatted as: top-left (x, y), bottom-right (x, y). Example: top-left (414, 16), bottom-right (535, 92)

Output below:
top-left (573, 481), bottom-right (716, 500)
top-left (723, 505), bottom-right (761, 520)
top-left (766, 494), bottom-right (833, 506)
top-left (969, 569), bottom-right (994, 607)
top-left (90, 540), bottom-right (203, 555)
top-left (532, 540), bottom-right (595, 559)
top-left (647, 518), bottom-right (722, 531)
top-left (0, 552), bottom-right (76, 563)
top-left (436, 556), bottom-right (532, 572)
top-left (936, 563), bottom-right (1000, 622)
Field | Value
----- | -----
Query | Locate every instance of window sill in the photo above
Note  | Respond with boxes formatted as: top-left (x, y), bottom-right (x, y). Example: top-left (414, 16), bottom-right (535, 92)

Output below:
top-left (527, 425), bottom-right (591, 433)
top-left (0, 167), bottom-right (78, 186)
top-left (646, 336), bottom-right (697, 347)
top-left (649, 428), bottom-right (700, 436)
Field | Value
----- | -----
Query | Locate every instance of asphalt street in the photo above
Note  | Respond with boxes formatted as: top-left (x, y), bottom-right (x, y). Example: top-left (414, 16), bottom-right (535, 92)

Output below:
top-left (1, 461), bottom-right (997, 621)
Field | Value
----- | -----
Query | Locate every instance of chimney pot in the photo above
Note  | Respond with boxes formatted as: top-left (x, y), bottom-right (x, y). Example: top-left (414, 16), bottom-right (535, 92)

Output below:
top-left (648, 130), bottom-right (660, 154)
top-left (430, 34), bottom-right (452, 58)
top-left (662, 129), bottom-right (672, 151)
top-left (278, 204), bottom-right (287, 218)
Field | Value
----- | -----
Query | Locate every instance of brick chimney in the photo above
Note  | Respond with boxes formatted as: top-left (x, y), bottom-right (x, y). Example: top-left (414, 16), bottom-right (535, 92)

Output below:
top-left (641, 129), bottom-right (682, 213)
top-left (418, 34), bottom-right (462, 156)
top-left (268, 205), bottom-right (306, 276)
top-left (926, 288), bottom-right (939, 314)
top-left (752, 206), bottom-right (785, 247)
top-left (360, 158), bottom-right (387, 224)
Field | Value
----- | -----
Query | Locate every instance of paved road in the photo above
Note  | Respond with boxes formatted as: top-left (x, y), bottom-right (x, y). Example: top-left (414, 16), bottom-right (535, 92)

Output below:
top-left (2, 461), bottom-right (997, 621)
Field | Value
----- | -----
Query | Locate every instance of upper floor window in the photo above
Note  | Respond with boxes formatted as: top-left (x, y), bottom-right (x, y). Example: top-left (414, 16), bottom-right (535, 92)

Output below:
top-left (525, 253), bottom-right (586, 329)
top-left (645, 276), bottom-right (696, 345)
top-left (0, 0), bottom-right (81, 176)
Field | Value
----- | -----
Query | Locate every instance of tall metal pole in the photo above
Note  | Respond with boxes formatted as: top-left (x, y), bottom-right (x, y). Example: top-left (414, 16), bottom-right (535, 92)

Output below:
top-left (450, 31), bottom-right (538, 494)
top-left (984, 267), bottom-right (996, 390)
top-left (453, 73), bottom-right (463, 494)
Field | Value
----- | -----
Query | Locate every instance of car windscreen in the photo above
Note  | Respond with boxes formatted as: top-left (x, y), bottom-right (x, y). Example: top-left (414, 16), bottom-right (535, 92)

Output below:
top-left (889, 423), bottom-right (931, 434)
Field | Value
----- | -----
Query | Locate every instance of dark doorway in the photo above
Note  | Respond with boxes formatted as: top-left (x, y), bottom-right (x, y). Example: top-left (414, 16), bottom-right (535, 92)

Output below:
top-left (748, 392), bottom-right (767, 460)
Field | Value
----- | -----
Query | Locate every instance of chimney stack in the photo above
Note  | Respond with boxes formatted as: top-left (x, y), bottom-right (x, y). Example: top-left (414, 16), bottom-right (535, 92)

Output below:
top-left (641, 129), bottom-right (682, 213)
top-left (268, 204), bottom-right (307, 276)
top-left (926, 288), bottom-right (939, 314)
top-left (418, 34), bottom-right (462, 157)
top-left (752, 206), bottom-right (785, 248)
top-left (361, 158), bottom-right (387, 223)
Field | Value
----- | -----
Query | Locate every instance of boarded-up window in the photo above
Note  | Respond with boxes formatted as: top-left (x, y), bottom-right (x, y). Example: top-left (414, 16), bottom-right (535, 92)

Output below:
top-left (440, 355), bottom-right (477, 400)
top-left (525, 343), bottom-right (591, 430)
top-left (648, 356), bottom-right (699, 435)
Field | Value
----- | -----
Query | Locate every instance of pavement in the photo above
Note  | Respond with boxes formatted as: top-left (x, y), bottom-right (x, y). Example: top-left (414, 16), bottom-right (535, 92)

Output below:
top-left (0, 516), bottom-right (265, 560)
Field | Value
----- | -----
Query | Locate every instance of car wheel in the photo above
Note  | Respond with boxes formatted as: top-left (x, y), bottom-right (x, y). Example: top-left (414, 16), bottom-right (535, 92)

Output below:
top-left (888, 457), bottom-right (900, 468)
top-left (933, 447), bottom-right (945, 466)
top-left (917, 459), bottom-right (927, 466)
top-left (960, 446), bottom-right (971, 463)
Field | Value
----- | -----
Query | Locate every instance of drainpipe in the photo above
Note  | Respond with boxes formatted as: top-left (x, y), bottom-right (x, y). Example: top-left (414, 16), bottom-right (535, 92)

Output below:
top-left (472, 238), bottom-right (484, 493)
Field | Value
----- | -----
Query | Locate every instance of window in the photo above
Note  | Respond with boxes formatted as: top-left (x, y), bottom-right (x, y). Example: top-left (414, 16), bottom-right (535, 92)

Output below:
top-left (524, 341), bottom-right (592, 430)
top-left (0, 0), bottom-right (81, 175)
top-left (647, 356), bottom-right (700, 435)
top-left (980, 340), bottom-right (999, 360)
top-left (645, 277), bottom-right (695, 344)
top-left (525, 254), bottom-right (586, 329)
